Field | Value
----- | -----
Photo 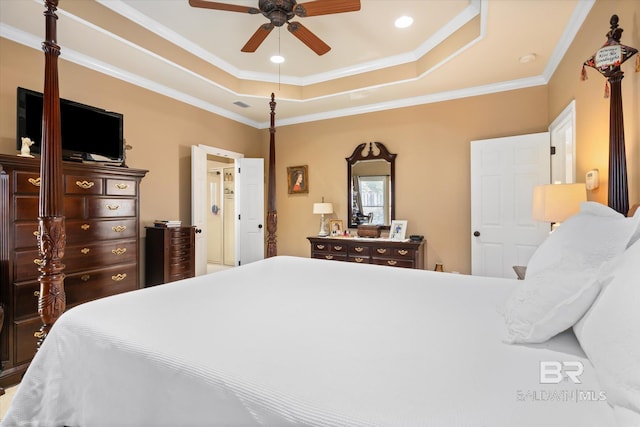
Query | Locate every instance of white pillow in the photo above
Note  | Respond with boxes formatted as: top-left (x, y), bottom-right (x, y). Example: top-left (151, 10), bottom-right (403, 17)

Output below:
top-left (503, 202), bottom-right (639, 344)
top-left (503, 258), bottom-right (605, 343)
top-left (526, 202), bottom-right (639, 278)
top-left (574, 239), bottom-right (640, 417)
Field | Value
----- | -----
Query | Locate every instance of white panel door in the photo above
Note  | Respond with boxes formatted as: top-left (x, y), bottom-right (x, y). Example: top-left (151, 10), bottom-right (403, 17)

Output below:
top-left (471, 133), bottom-right (550, 278)
top-left (236, 158), bottom-right (264, 265)
top-left (191, 144), bottom-right (208, 276)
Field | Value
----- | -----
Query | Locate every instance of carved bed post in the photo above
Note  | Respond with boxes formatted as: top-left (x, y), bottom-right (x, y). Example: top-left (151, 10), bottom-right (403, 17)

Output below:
top-left (36, 0), bottom-right (66, 347)
top-left (266, 93), bottom-right (277, 257)
top-left (582, 15), bottom-right (638, 215)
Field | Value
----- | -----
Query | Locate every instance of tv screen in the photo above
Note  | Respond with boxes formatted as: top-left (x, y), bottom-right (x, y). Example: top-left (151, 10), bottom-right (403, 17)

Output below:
top-left (16, 87), bottom-right (124, 163)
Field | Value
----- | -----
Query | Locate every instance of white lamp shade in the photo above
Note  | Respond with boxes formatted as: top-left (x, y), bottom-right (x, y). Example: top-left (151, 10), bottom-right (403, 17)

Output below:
top-left (313, 202), bottom-right (333, 215)
top-left (532, 183), bottom-right (587, 223)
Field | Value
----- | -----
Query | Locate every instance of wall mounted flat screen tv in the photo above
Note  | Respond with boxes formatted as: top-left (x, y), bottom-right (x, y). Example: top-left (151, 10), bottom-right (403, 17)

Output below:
top-left (16, 87), bottom-right (124, 163)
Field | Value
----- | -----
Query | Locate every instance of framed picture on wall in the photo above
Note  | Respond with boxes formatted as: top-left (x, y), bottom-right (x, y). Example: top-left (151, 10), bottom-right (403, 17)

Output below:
top-left (389, 220), bottom-right (408, 240)
top-left (287, 165), bottom-right (309, 194)
top-left (330, 219), bottom-right (344, 236)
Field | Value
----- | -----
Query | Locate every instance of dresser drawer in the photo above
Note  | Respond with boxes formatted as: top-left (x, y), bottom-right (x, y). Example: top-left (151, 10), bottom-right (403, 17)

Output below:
top-left (371, 258), bottom-right (414, 268)
top-left (66, 218), bottom-right (137, 242)
top-left (15, 317), bottom-right (41, 364)
top-left (348, 245), bottom-right (370, 256)
top-left (347, 255), bottom-right (370, 264)
top-left (14, 195), bottom-right (84, 220)
top-left (14, 172), bottom-right (41, 194)
top-left (14, 249), bottom-right (42, 281)
top-left (88, 198), bottom-right (136, 218)
top-left (312, 242), bottom-right (331, 252)
top-left (14, 221), bottom-right (39, 250)
top-left (63, 240), bottom-right (137, 272)
top-left (106, 179), bottom-right (136, 196)
top-left (312, 253), bottom-right (347, 262)
top-left (169, 260), bottom-right (192, 277)
top-left (14, 281), bottom-right (40, 320)
top-left (65, 175), bottom-right (103, 194)
top-left (65, 264), bottom-right (138, 306)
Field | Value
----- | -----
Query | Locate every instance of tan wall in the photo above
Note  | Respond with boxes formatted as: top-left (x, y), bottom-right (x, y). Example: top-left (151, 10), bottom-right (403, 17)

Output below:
top-left (0, 38), bottom-right (264, 232)
top-left (548, 0), bottom-right (640, 206)
top-left (2, 0), bottom-right (638, 274)
top-left (272, 87), bottom-right (549, 273)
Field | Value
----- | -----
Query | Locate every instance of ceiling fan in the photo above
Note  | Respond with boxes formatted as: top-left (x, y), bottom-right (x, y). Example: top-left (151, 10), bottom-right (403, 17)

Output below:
top-left (188, 0), bottom-right (361, 55)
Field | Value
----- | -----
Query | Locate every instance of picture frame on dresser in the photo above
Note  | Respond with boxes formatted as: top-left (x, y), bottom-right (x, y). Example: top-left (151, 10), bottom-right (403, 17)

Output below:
top-left (330, 219), bottom-right (344, 236)
top-left (389, 220), bottom-right (407, 240)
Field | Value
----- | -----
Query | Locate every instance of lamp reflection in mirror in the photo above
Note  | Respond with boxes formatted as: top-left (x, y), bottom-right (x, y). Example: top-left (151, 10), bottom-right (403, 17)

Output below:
top-left (313, 198), bottom-right (333, 237)
top-left (532, 183), bottom-right (587, 230)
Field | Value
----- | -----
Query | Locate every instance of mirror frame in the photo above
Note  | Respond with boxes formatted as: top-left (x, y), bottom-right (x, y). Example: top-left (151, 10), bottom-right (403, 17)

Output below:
top-left (346, 141), bottom-right (396, 229)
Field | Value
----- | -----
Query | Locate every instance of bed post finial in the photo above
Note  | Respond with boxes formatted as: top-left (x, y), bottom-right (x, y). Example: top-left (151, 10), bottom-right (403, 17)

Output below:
top-left (582, 15), bottom-right (638, 215)
top-left (266, 93), bottom-right (278, 257)
top-left (36, 0), bottom-right (66, 348)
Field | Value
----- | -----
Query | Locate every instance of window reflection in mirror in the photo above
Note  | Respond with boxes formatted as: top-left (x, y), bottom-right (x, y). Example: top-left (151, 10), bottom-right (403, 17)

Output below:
top-left (347, 142), bottom-right (396, 229)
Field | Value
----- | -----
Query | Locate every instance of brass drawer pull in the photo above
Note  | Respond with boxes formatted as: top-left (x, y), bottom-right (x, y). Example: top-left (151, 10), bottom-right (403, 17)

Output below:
top-left (34, 331), bottom-right (45, 339)
top-left (377, 248), bottom-right (387, 254)
top-left (355, 247), bottom-right (364, 253)
top-left (34, 291), bottom-right (40, 297)
top-left (28, 177), bottom-right (41, 187)
top-left (115, 183), bottom-right (129, 190)
top-left (334, 245), bottom-right (343, 251)
top-left (387, 260), bottom-right (398, 266)
top-left (33, 230), bottom-right (39, 237)
top-left (106, 204), bottom-right (120, 211)
top-left (355, 257), bottom-right (364, 263)
top-left (33, 259), bottom-right (43, 266)
top-left (325, 255), bottom-right (334, 260)
top-left (80, 248), bottom-right (90, 254)
top-left (81, 274), bottom-right (91, 282)
top-left (112, 273), bottom-right (127, 281)
top-left (112, 225), bottom-right (127, 232)
top-left (81, 223), bottom-right (91, 230)
top-left (398, 249), bottom-right (408, 256)
top-left (76, 180), bottom-right (95, 189)
top-left (316, 244), bottom-right (325, 250)
top-left (112, 248), bottom-right (127, 255)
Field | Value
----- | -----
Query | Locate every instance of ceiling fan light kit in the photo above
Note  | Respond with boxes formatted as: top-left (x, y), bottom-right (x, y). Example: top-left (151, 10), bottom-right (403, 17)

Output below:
top-left (189, 0), bottom-right (361, 55)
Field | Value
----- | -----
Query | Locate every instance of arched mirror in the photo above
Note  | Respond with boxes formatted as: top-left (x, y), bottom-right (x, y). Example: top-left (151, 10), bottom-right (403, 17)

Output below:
top-left (347, 142), bottom-right (396, 229)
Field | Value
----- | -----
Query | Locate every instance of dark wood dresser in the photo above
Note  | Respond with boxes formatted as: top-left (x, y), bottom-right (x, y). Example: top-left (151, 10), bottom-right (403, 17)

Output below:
top-left (144, 226), bottom-right (195, 286)
top-left (307, 236), bottom-right (425, 269)
top-left (0, 154), bottom-right (147, 387)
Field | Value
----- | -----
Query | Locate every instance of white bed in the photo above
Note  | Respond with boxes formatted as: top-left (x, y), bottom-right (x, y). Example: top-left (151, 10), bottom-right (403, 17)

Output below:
top-left (2, 255), bottom-right (621, 427)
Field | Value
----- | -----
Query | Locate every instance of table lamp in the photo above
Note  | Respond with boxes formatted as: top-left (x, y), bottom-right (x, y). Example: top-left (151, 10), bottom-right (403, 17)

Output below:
top-left (313, 198), bottom-right (333, 237)
top-left (532, 183), bottom-right (587, 230)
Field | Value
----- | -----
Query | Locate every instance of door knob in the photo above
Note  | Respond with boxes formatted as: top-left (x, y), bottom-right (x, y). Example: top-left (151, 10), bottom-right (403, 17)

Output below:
top-left (473, 231), bottom-right (480, 237)
top-left (258, 224), bottom-right (263, 229)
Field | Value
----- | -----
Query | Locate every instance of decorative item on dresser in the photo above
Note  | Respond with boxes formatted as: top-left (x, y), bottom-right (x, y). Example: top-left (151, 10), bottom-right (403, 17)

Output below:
top-left (144, 226), bottom-right (196, 286)
top-left (307, 236), bottom-right (424, 269)
top-left (0, 154), bottom-right (147, 388)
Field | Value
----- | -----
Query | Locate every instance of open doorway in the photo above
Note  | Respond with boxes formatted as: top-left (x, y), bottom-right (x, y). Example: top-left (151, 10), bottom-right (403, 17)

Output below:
top-left (206, 157), bottom-right (235, 271)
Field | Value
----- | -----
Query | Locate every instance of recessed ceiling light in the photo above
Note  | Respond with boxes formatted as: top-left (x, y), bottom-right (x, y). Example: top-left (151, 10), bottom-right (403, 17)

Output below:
top-left (395, 15), bottom-right (413, 29)
top-left (270, 55), bottom-right (285, 64)
top-left (519, 53), bottom-right (537, 63)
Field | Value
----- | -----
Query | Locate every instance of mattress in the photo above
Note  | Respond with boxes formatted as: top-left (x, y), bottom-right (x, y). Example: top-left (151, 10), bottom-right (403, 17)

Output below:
top-left (2, 256), bottom-right (616, 426)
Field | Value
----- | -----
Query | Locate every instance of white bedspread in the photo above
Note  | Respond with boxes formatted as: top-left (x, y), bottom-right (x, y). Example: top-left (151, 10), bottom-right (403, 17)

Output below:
top-left (3, 256), bottom-right (616, 427)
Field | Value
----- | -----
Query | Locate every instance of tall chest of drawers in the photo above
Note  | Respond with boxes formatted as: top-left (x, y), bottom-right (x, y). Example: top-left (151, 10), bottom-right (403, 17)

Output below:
top-left (0, 155), bottom-right (147, 387)
top-left (144, 226), bottom-right (196, 286)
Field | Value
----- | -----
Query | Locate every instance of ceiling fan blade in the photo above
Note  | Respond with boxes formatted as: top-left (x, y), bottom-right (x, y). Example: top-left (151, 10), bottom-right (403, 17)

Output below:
top-left (188, 0), bottom-right (259, 14)
top-left (294, 0), bottom-right (360, 17)
top-left (241, 23), bottom-right (274, 53)
top-left (287, 21), bottom-right (330, 56)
